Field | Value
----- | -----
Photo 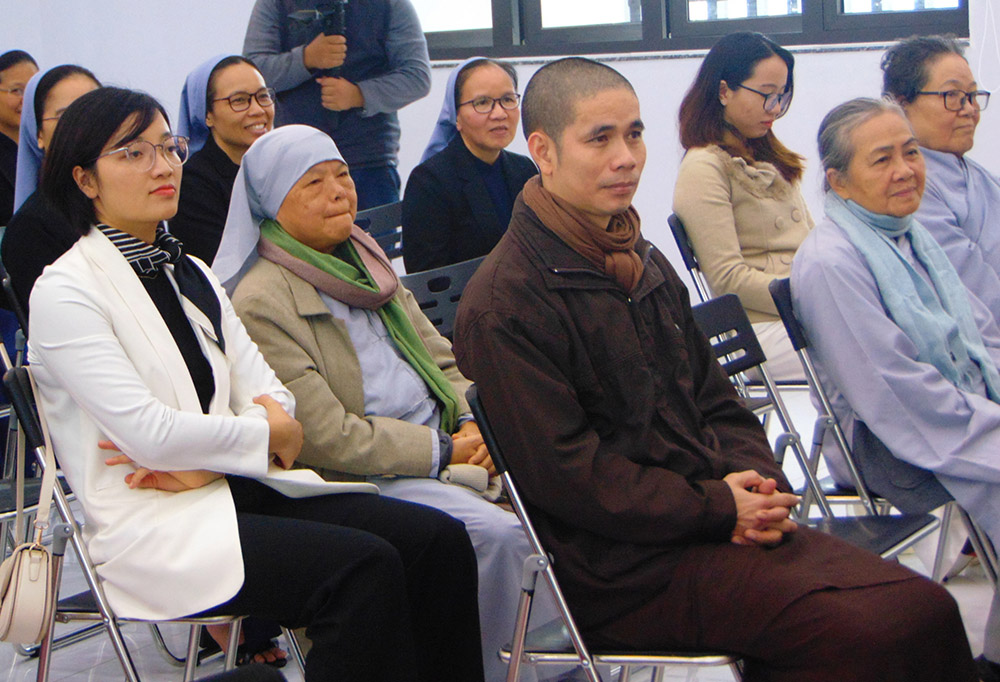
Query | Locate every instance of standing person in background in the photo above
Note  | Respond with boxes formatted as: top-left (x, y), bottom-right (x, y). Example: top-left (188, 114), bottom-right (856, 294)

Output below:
top-left (243, 0), bottom-right (431, 210)
top-left (0, 50), bottom-right (38, 225)
top-left (2, 65), bottom-right (100, 313)
top-left (172, 55), bottom-right (276, 264)
top-left (673, 32), bottom-right (812, 381)
top-left (881, 35), bottom-right (1000, 319)
top-left (402, 57), bottom-right (537, 273)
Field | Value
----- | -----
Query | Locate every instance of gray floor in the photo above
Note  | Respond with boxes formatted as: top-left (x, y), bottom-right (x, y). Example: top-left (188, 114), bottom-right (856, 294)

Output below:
top-left (2, 393), bottom-right (992, 681)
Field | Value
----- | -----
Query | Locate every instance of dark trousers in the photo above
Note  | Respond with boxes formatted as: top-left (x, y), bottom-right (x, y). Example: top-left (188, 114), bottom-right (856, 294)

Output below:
top-left (196, 477), bottom-right (485, 682)
top-left (591, 527), bottom-right (977, 682)
top-left (351, 165), bottom-right (401, 211)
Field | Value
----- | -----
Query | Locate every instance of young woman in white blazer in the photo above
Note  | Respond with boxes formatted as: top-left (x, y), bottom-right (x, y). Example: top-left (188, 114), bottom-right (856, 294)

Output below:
top-left (27, 86), bottom-right (485, 682)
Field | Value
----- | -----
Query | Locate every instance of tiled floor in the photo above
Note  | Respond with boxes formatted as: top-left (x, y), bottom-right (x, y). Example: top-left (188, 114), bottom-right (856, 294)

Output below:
top-left (2, 394), bottom-right (993, 681)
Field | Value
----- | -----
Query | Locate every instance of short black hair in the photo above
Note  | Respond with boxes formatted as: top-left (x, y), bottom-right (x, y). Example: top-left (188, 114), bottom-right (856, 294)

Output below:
top-left (207, 56), bottom-right (263, 104)
top-left (521, 57), bottom-right (635, 145)
top-left (453, 59), bottom-right (518, 110)
top-left (882, 35), bottom-right (965, 103)
top-left (42, 87), bottom-right (170, 236)
top-left (33, 65), bottom-right (101, 127)
top-left (0, 50), bottom-right (37, 79)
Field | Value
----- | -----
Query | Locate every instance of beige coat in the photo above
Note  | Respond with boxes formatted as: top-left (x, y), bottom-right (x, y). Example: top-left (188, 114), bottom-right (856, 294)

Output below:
top-left (672, 145), bottom-right (813, 323)
top-left (232, 257), bottom-right (472, 482)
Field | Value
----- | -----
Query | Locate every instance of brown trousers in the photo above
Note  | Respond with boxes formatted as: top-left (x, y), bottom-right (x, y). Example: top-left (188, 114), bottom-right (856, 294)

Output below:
top-left (589, 527), bottom-right (976, 682)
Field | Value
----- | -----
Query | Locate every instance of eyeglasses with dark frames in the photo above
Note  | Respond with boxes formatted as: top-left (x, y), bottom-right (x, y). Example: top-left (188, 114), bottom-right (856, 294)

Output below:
top-left (212, 88), bottom-right (276, 112)
top-left (915, 89), bottom-right (990, 112)
top-left (94, 136), bottom-right (190, 172)
top-left (737, 84), bottom-right (793, 118)
top-left (458, 93), bottom-right (521, 115)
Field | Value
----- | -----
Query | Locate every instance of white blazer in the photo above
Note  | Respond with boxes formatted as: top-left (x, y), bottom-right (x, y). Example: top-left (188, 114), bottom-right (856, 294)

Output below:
top-left (28, 228), bottom-right (375, 621)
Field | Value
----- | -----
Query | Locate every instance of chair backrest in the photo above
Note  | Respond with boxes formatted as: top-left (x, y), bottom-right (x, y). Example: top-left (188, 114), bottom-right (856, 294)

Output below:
top-left (768, 277), bottom-right (878, 514)
top-left (3, 367), bottom-right (43, 454)
top-left (667, 214), bottom-right (712, 303)
top-left (399, 256), bottom-right (485, 340)
top-left (690, 293), bottom-right (767, 378)
top-left (355, 201), bottom-right (403, 260)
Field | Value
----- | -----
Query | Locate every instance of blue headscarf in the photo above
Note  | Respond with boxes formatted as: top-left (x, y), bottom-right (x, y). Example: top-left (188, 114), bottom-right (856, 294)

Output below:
top-left (419, 57), bottom-right (488, 164)
top-left (177, 54), bottom-right (231, 155)
top-left (13, 69), bottom-right (47, 211)
top-left (213, 125), bottom-right (346, 293)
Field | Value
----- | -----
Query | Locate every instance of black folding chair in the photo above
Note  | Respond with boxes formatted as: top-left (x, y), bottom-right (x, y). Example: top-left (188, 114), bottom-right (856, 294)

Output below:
top-left (355, 201), bottom-right (403, 260)
top-left (763, 278), bottom-right (942, 556)
top-left (467, 385), bottom-right (744, 682)
top-left (399, 256), bottom-right (485, 339)
top-left (667, 214), bottom-right (712, 304)
top-left (3, 366), bottom-right (304, 681)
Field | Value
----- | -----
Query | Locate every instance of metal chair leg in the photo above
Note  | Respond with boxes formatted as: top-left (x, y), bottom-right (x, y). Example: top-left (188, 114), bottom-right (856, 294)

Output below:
top-left (931, 503), bottom-right (955, 583)
top-left (282, 626), bottom-right (307, 673)
top-left (183, 625), bottom-right (202, 682)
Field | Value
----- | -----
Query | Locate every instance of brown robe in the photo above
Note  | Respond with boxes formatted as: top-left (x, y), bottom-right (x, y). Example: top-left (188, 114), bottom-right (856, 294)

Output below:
top-left (454, 196), bottom-right (976, 681)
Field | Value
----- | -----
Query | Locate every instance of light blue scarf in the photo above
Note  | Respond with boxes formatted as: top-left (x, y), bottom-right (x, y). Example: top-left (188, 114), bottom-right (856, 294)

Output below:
top-left (825, 190), bottom-right (1000, 402)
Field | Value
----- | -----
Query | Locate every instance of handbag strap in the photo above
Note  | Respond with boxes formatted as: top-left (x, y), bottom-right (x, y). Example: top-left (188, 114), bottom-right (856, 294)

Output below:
top-left (12, 368), bottom-right (58, 546)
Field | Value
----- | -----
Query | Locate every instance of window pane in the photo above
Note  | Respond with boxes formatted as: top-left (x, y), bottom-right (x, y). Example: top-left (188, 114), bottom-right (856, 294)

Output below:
top-left (842, 0), bottom-right (959, 13)
top-left (541, 0), bottom-right (641, 28)
top-left (411, 0), bottom-right (492, 32)
top-left (687, 0), bottom-right (801, 21)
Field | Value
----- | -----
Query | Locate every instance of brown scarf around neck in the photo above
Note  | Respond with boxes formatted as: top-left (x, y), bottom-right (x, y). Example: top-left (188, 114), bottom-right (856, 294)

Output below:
top-left (522, 176), bottom-right (643, 293)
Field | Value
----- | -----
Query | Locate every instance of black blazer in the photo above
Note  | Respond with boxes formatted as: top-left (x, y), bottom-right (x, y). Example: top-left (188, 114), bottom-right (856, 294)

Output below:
top-left (402, 135), bottom-right (537, 273)
top-left (169, 135), bottom-right (240, 265)
top-left (0, 134), bottom-right (18, 227)
top-left (2, 189), bottom-right (81, 313)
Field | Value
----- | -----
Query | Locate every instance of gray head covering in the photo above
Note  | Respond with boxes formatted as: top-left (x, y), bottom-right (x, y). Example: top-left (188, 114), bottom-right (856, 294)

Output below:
top-left (212, 124), bottom-right (345, 294)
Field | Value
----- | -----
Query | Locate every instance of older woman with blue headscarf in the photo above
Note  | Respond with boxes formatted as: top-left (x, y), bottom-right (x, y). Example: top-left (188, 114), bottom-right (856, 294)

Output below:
top-left (217, 124), bottom-right (554, 682)
top-left (793, 97), bottom-right (1000, 679)
top-left (401, 58), bottom-right (536, 273)
top-left (1, 64), bottom-right (99, 312)
top-left (170, 55), bottom-right (274, 264)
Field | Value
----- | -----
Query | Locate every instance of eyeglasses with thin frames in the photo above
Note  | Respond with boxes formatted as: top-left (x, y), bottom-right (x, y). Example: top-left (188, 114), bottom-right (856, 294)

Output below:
top-left (737, 84), bottom-right (792, 118)
top-left (915, 89), bottom-right (990, 112)
top-left (0, 87), bottom-right (25, 98)
top-left (213, 88), bottom-right (276, 112)
top-left (458, 93), bottom-right (521, 115)
top-left (94, 136), bottom-right (190, 172)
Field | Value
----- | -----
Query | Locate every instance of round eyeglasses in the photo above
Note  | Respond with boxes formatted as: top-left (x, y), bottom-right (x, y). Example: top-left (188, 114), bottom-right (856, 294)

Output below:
top-left (915, 89), bottom-right (990, 112)
top-left (95, 136), bottom-right (190, 172)
top-left (458, 93), bottom-right (521, 115)
top-left (213, 88), bottom-right (276, 112)
top-left (737, 85), bottom-right (793, 118)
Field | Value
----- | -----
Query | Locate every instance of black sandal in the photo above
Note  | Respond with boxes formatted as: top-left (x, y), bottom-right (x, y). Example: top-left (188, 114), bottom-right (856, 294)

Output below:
top-left (236, 638), bottom-right (289, 668)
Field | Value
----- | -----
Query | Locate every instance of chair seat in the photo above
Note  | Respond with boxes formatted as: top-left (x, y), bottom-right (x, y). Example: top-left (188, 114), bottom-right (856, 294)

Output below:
top-left (795, 474), bottom-right (862, 501)
top-left (812, 513), bottom-right (939, 558)
top-left (0, 477), bottom-right (74, 515)
top-left (501, 618), bottom-right (740, 667)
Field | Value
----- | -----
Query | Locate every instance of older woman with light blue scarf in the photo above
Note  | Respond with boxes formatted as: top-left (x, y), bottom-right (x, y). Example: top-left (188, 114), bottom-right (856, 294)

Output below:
top-left (216, 124), bottom-right (556, 682)
top-left (792, 97), bottom-right (1000, 679)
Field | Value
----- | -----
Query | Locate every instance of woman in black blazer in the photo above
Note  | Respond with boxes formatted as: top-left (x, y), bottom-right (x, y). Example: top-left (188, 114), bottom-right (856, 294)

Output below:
top-left (402, 58), bottom-right (536, 273)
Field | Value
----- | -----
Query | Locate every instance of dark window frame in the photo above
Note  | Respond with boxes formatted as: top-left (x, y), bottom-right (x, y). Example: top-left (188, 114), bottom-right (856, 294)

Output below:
top-left (422, 0), bottom-right (968, 59)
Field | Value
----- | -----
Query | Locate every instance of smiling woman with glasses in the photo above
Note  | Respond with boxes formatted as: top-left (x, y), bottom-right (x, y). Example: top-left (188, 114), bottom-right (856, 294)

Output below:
top-left (882, 35), bottom-right (1000, 325)
top-left (673, 31), bottom-right (812, 381)
top-left (171, 56), bottom-right (276, 264)
top-left (401, 57), bottom-right (537, 273)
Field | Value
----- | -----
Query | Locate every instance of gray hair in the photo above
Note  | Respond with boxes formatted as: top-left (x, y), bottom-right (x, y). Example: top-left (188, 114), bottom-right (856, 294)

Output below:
top-left (817, 97), bottom-right (909, 191)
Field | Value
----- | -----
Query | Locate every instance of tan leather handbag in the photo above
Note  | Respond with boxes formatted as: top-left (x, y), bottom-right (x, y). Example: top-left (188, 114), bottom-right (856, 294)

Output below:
top-left (0, 369), bottom-right (57, 644)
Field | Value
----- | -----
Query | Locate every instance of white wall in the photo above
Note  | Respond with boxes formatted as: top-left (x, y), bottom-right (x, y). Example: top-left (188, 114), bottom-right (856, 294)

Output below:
top-left (3, 0), bottom-right (998, 275)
